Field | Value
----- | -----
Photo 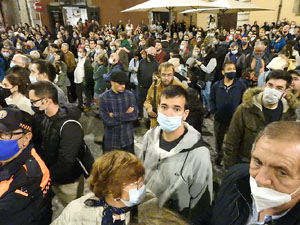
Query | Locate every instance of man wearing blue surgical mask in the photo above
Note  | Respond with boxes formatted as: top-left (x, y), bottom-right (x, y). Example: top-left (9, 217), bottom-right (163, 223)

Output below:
top-left (0, 108), bottom-right (51, 225)
top-left (140, 85), bottom-right (213, 221)
top-left (198, 121), bottom-right (300, 225)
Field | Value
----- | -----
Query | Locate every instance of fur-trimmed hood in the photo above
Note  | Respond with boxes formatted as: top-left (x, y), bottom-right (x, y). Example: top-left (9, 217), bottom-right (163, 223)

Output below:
top-left (242, 87), bottom-right (299, 112)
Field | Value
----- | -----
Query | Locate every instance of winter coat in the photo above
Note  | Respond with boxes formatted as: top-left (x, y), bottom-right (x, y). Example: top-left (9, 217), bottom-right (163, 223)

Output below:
top-left (223, 88), bottom-right (298, 168)
top-left (93, 63), bottom-right (108, 95)
top-left (139, 122), bottom-right (213, 219)
top-left (33, 106), bottom-right (83, 184)
top-left (210, 79), bottom-right (247, 124)
top-left (197, 164), bottom-right (300, 225)
top-left (0, 145), bottom-right (51, 225)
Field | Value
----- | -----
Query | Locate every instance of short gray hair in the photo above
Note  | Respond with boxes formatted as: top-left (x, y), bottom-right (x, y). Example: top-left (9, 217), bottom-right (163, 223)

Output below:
top-left (14, 54), bottom-right (31, 67)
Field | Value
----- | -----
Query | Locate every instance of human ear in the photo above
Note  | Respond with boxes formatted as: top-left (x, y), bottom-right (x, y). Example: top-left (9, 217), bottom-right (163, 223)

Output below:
top-left (183, 109), bottom-right (190, 121)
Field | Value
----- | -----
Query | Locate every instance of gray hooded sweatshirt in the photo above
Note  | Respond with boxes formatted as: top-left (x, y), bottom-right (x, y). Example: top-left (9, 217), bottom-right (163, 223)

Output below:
top-left (139, 122), bottom-right (213, 212)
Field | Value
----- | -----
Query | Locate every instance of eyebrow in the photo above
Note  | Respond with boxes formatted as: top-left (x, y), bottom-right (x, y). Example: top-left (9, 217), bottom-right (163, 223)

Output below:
top-left (252, 155), bottom-right (291, 173)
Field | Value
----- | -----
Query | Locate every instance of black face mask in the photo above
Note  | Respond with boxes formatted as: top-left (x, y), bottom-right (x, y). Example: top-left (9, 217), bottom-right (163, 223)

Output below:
top-left (148, 55), bottom-right (155, 61)
top-left (31, 105), bottom-right (43, 113)
top-left (0, 87), bottom-right (11, 99)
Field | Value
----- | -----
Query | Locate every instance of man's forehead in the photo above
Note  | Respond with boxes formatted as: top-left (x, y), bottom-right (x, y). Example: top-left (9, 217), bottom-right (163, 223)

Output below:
top-left (161, 67), bottom-right (173, 73)
top-left (267, 78), bottom-right (287, 87)
top-left (160, 95), bottom-right (185, 106)
top-left (252, 136), bottom-right (300, 172)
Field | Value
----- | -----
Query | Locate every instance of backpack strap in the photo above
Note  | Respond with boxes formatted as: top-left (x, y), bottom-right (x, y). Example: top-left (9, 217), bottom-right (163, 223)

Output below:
top-left (59, 119), bottom-right (93, 178)
top-left (152, 80), bottom-right (158, 113)
top-left (59, 119), bottom-right (82, 136)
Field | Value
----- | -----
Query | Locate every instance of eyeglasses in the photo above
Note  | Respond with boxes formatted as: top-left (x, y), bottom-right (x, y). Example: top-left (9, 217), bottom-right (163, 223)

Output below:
top-left (124, 180), bottom-right (144, 191)
top-left (0, 131), bottom-right (24, 140)
top-left (30, 97), bottom-right (45, 105)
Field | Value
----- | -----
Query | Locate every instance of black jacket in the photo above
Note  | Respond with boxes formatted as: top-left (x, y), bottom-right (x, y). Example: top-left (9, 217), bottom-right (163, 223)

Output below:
top-left (198, 164), bottom-right (300, 225)
top-left (33, 106), bottom-right (83, 184)
top-left (137, 58), bottom-right (159, 88)
top-left (0, 145), bottom-right (51, 225)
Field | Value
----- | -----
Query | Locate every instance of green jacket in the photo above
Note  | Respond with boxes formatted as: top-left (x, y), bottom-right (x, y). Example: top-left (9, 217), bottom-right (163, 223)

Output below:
top-left (93, 64), bottom-right (108, 95)
top-left (223, 88), bottom-right (298, 168)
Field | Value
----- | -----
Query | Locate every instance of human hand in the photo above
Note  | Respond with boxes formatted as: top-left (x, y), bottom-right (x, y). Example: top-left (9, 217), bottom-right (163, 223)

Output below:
top-left (126, 107), bottom-right (134, 113)
top-left (109, 112), bottom-right (114, 118)
top-left (147, 108), bottom-right (157, 118)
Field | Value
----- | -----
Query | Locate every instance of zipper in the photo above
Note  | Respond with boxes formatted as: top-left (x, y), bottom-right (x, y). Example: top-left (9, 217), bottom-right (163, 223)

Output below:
top-left (230, 184), bottom-right (251, 225)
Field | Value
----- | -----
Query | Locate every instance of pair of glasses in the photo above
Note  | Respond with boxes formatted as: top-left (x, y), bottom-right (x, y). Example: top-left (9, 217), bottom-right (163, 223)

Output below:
top-left (30, 97), bottom-right (45, 106)
top-left (125, 180), bottom-right (144, 190)
top-left (0, 131), bottom-right (24, 140)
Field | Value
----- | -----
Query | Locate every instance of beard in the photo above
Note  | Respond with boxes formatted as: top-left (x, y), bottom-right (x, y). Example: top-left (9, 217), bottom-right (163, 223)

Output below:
top-left (162, 78), bottom-right (174, 87)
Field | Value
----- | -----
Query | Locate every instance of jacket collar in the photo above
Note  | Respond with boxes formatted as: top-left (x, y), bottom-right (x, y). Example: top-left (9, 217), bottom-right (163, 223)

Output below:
top-left (0, 144), bottom-right (33, 181)
top-left (242, 88), bottom-right (298, 112)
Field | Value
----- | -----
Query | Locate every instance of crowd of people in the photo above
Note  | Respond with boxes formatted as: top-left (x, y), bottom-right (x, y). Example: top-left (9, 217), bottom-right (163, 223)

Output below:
top-left (0, 16), bottom-right (300, 225)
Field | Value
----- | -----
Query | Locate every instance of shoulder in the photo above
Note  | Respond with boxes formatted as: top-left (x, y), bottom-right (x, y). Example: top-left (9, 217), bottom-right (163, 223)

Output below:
top-left (212, 80), bottom-right (221, 88)
top-left (124, 90), bottom-right (135, 97)
top-left (53, 193), bottom-right (102, 224)
top-left (220, 164), bottom-right (250, 190)
top-left (242, 87), bottom-right (263, 108)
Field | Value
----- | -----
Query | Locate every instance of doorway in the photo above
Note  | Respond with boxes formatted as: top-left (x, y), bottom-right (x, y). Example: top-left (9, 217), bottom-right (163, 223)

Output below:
top-left (62, 6), bottom-right (88, 25)
top-left (218, 13), bottom-right (237, 30)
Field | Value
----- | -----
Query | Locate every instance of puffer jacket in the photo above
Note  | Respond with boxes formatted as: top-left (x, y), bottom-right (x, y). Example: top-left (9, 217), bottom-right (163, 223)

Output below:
top-left (33, 106), bottom-right (83, 184)
top-left (223, 88), bottom-right (298, 168)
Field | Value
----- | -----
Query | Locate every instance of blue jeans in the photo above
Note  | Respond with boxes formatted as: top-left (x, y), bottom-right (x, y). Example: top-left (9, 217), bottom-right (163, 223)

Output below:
top-left (202, 81), bottom-right (212, 111)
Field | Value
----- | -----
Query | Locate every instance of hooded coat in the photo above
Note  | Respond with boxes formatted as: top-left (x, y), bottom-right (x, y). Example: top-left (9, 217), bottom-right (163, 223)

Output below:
top-left (223, 88), bottom-right (298, 168)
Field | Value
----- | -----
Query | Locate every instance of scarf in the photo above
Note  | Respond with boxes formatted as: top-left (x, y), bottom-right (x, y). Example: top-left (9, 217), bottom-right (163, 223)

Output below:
top-left (253, 53), bottom-right (264, 75)
top-left (84, 198), bottom-right (134, 225)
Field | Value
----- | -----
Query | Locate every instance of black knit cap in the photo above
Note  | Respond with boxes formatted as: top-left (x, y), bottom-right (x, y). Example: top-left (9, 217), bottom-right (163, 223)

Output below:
top-left (110, 71), bottom-right (128, 84)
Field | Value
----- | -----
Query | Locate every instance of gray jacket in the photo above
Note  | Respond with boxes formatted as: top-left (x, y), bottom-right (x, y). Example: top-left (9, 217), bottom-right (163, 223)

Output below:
top-left (139, 122), bottom-right (213, 212)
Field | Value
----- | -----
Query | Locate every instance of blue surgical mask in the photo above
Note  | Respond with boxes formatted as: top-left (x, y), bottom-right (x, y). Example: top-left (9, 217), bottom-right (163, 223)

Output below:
top-left (0, 139), bottom-right (20, 161)
top-left (157, 112), bottom-right (182, 133)
top-left (10, 62), bottom-right (16, 68)
top-left (225, 72), bottom-right (236, 80)
top-left (120, 185), bottom-right (146, 207)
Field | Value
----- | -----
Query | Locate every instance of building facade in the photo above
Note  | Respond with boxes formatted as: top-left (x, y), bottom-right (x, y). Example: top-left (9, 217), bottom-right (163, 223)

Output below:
top-left (1, 0), bottom-right (149, 30)
top-left (1, 0), bottom-right (300, 30)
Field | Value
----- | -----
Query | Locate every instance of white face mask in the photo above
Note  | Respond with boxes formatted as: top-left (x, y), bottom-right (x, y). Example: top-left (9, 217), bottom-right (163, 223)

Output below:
top-left (29, 75), bottom-right (37, 84)
top-left (263, 87), bottom-right (283, 105)
top-left (231, 49), bottom-right (238, 55)
top-left (108, 58), bottom-right (114, 64)
top-left (77, 52), bottom-right (83, 58)
top-left (250, 176), bottom-right (300, 212)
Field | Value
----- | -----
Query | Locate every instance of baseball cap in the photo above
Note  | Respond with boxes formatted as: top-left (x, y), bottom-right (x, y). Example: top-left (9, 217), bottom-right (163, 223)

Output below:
top-left (0, 108), bottom-right (32, 132)
top-left (110, 71), bottom-right (129, 84)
